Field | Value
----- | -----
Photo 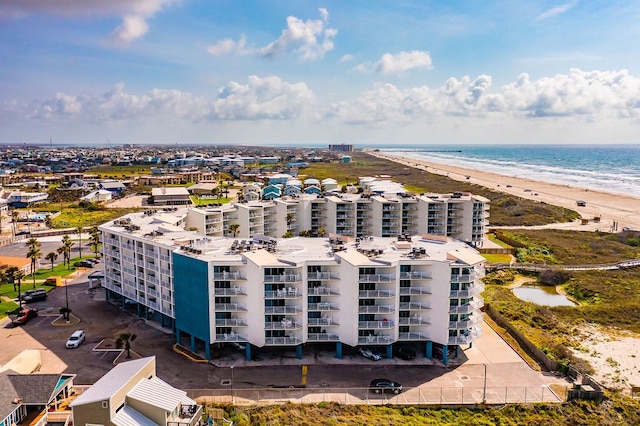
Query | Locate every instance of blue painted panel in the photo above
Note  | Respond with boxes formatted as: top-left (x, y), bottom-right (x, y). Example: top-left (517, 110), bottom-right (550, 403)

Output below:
top-left (173, 252), bottom-right (211, 343)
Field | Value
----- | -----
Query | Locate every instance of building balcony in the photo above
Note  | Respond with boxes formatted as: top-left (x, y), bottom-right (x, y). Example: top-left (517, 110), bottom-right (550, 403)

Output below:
top-left (358, 320), bottom-right (395, 329)
top-left (214, 287), bottom-right (246, 296)
top-left (398, 332), bottom-right (429, 341)
top-left (214, 303), bottom-right (247, 312)
top-left (265, 336), bottom-right (302, 345)
top-left (309, 271), bottom-right (339, 281)
top-left (307, 332), bottom-right (340, 342)
top-left (308, 302), bottom-right (338, 311)
top-left (449, 313), bottom-right (483, 329)
top-left (264, 274), bottom-right (302, 283)
top-left (449, 283), bottom-right (484, 298)
top-left (448, 326), bottom-right (482, 344)
top-left (398, 315), bottom-right (429, 325)
top-left (167, 403), bottom-right (203, 426)
top-left (399, 271), bottom-right (432, 280)
top-left (450, 272), bottom-right (480, 283)
top-left (448, 297), bottom-right (484, 314)
top-left (264, 306), bottom-right (302, 315)
top-left (213, 271), bottom-right (246, 281)
top-left (358, 305), bottom-right (394, 314)
top-left (216, 332), bottom-right (245, 342)
top-left (399, 287), bottom-right (431, 295)
top-left (309, 286), bottom-right (339, 296)
top-left (358, 289), bottom-right (395, 298)
top-left (215, 318), bottom-right (247, 327)
top-left (265, 319), bottom-right (302, 330)
top-left (358, 335), bottom-right (393, 345)
top-left (358, 274), bottom-right (396, 282)
top-left (265, 288), bottom-right (302, 298)
top-left (307, 316), bottom-right (338, 326)
top-left (398, 301), bottom-right (431, 310)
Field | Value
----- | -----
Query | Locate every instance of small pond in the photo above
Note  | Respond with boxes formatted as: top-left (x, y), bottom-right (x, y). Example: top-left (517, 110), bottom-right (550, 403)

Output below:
top-left (512, 283), bottom-right (576, 307)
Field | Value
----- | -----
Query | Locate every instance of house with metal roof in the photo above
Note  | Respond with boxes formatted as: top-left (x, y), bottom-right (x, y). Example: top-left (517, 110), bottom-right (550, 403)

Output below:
top-left (70, 356), bottom-right (201, 426)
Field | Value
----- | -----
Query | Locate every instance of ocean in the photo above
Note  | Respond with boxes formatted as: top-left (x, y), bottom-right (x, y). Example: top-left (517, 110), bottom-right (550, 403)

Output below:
top-left (375, 144), bottom-right (640, 198)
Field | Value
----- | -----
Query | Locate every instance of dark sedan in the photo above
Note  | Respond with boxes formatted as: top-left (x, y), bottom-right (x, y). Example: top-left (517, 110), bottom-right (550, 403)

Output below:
top-left (370, 378), bottom-right (403, 394)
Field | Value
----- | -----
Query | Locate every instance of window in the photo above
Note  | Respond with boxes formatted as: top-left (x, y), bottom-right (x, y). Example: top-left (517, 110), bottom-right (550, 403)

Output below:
top-left (101, 401), bottom-right (108, 408)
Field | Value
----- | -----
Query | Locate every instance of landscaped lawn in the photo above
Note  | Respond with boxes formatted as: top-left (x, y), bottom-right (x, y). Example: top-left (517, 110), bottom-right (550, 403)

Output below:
top-left (482, 253), bottom-right (512, 263)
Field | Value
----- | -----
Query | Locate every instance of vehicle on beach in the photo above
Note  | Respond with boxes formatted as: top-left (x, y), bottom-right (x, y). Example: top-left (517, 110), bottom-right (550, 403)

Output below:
top-left (576, 200), bottom-right (586, 207)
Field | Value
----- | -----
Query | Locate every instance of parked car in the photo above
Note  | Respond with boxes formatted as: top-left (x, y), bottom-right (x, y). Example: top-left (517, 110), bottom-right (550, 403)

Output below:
top-left (12, 308), bottom-right (38, 325)
top-left (21, 288), bottom-right (47, 303)
top-left (74, 260), bottom-right (94, 268)
top-left (66, 330), bottom-right (86, 348)
top-left (433, 344), bottom-right (455, 359)
top-left (358, 347), bottom-right (382, 361)
top-left (229, 342), bottom-right (246, 351)
top-left (394, 345), bottom-right (416, 360)
top-left (370, 378), bottom-right (403, 394)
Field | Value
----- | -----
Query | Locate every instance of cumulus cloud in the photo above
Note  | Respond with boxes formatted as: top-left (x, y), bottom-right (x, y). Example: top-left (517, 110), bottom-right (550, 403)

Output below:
top-left (323, 69), bottom-right (640, 124)
top-left (536, 1), bottom-right (578, 21)
top-left (3, 76), bottom-right (314, 123)
top-left (0, 0), bottom-right (178, 46)
top-left (259, 8), bottom-right (337, 60)
top-left (206, 36), bottom-right (251, 56)
top-left (354, 51), bottom-right (433, 75)
top-left (339, 54), bottom-right (355, 63)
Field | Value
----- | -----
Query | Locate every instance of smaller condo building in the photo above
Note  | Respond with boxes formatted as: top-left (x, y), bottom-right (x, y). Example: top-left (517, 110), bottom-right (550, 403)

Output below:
top-left (101, 208), bottom-right (486, 364)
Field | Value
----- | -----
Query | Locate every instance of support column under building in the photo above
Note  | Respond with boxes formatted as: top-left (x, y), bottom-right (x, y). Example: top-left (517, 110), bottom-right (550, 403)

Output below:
top-left (336, 342), bottom-right (343, 359)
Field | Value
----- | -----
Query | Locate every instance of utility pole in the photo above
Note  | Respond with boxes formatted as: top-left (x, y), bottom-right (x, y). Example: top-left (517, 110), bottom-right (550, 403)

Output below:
top-left (482, 363), bottom-right (487, 404)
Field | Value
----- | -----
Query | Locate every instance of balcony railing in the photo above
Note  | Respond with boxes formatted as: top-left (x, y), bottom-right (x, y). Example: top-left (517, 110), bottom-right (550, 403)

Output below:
top-left (264, 274), bottom-right (302, 283)
top-left (358, 305), bottom-right (394, 314)
top-left (265, 320), bottom-right (302, 330)
top-left (308, 302), bottom-right (338, 311)
top-left (213, 271), bottom-right (245, 280)
top-left (307, 332), bottom-right (340, 341)
top-left (264, 306), bottom-right (302, 314)
top-left (358, 335), bottom-right (393, 344)
top-left (214, 303), bottom-right (247, 312)
top-left (167, 404), bottom-right (203, 426)
top-left (399, 287), bottom-right (432, 295)
top-left (307, 317), bottom-right (338, 326)
top-left (400, 271), bottom-right (432, 280)
top-left (358, 274), bottom-right (396, 282)
top-left (215, 318), bottom-right (247, 327)
top-left (399, 302), bottom-right (431, 310)
top-left (309, 271), bottom-right (339, 281)
top-left (448, 298), bottom-right (484, 314)
top-left (309, 286), bottom-right (339, 296)
top-left (358, 290), bottom-right (395, 298)
top-left (358, 320), bottom-right (395, 329)
top-left (398, 332), bottom-right (429, 340)
top-left (449, 283), bottom-right (484, 298)
top-left (214, 287), bottom-right (246, 296)
top-left (450, 272), bottom-right (479, 283)
top-left (265, 336), bottom-right (302, 345)
top-left (449, 313), bottom-right (483, 329)
top-left (398, 315), bottom-right (429, 325)
top-left (448, 327), bottom-right (482, 344)
top-left (264, 288), bottom-right (302, 298)
top-left (216, 332), bottom-right (245, 342)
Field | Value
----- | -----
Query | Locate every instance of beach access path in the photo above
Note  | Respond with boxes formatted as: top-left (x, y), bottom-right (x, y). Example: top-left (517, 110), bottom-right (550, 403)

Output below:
top-left (370, 151), bottom-right (640, 232)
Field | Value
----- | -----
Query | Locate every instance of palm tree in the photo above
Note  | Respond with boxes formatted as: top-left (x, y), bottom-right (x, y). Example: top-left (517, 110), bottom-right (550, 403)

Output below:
top-left (6, 266), bottom-right (18, 292)
top-left (229, 223), bottom-right (240, 238)
top-left (44, 215), bottom-right (53, 229)
top-left (11, 210), bottom-right (19, 236)
top-left (57, 246), bottom-right (66, 268)
top-left (11, 269), bottom-right (26, 308)
top-left (116, 332), bottom-right (137, 359)
top-left (26, 246), bottom-right (41, 288)
top-left (0, 213), bottom-right (6, 234)
top-left (75, 227), bottom-right (84, 258)
top-left (60, 235), bottom-right (74, 268)
top-left (89, 227), bottom-right (101, 258)
top-left (45, 252), bottom-right (58, 271)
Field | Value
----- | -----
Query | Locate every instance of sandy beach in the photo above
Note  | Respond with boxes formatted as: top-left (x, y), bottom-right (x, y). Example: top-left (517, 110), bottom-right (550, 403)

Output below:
top-left (370, 151), bottom-right (640, 232)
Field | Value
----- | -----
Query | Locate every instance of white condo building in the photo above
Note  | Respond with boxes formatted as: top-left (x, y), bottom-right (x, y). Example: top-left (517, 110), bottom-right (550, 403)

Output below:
top-left (100, 204), bottom-right (486, 364)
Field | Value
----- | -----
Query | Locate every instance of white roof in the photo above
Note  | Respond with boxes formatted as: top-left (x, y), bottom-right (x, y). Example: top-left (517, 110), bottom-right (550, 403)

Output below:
top-left (127, 376), bottom-right (188, 412)
top-left (112, 405), bottom-right (157, 426)
top-left (70, 357), bottom-right (155, 407)
top-left (152, 187), bottom-right (190, 196)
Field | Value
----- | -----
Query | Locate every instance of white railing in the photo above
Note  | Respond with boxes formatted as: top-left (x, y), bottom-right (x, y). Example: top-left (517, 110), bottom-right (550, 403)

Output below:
top-left (307, 333), bottom-right (339, 341)
top-left (215, 303), bottom-right (247, 311)
top-left (358, 305), bottom-right (394, 314)
top-left (265, 336), bottom-right (302, 345)
top-left (359, 274), bottom-right (396, 282)
top-left (358, 290), bottom-right (395, 298)
top-left (308, 302), bottom-right (338, 311)
top-left (358, 320), bottom-right (395, 329)
top-left (264, 274), bottom-right (302, 283)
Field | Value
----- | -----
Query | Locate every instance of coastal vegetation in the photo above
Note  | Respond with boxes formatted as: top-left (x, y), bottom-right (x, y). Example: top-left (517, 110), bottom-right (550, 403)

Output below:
top-left (203, 396), bottom-right (640, 425)
top-left (304, 152), bottom-right (579, 226)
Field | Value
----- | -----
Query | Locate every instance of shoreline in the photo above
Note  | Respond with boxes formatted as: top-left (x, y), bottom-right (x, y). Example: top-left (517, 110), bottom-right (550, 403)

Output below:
top-left (369, 151), bottom-right (640, 232)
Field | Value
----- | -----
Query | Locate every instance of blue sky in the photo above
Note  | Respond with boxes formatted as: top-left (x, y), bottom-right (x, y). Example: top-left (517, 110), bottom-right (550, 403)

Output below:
top-left (1, 0), bottom-right (640, 145)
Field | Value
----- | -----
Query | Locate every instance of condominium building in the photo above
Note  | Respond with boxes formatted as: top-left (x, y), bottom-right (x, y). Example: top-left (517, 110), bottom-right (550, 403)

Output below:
top-left (185, 192), bottom-right (489, 246)
top-left (100, 210), bottom-right (486, 364)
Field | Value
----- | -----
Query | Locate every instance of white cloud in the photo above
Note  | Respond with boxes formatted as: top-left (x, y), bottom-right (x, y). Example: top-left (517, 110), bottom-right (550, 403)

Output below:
top-left (354, 51), bottom-right (433, 75)
top-left (536, 1), bottom-right (578, 21)
top-left (323, 68), bottom-right (640, 124)
top-left (206, 36), bottom-right (251, 56)
top-left (3, 76), bottom-right (314, 123)
top-left (0, 0), bottom-right (179, 46)
top-left (259, 8), bottom-right (337, 60)
top-left (339, 54), bottom-right (354, 63)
